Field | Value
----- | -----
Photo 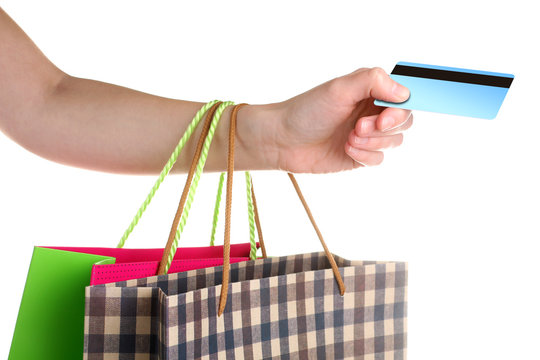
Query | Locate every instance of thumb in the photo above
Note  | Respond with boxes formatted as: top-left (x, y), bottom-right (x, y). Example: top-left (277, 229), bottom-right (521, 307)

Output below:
top-left (342, 67), bottom-right (410, 103)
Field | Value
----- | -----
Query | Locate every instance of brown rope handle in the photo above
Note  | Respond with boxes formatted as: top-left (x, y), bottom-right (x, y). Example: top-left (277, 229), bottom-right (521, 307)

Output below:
top-left (217, 103), bottom-right (247, 315)
top-left (217, 104), bottom-right (346, 316)
top-left (157, 102), bottom-right (222, 275)
top-left (287, 173), bottom-right (346, 295)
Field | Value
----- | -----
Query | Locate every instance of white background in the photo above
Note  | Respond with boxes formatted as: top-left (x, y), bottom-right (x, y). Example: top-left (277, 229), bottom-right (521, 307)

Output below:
top-left (1, 1), bottom-right (538, 358)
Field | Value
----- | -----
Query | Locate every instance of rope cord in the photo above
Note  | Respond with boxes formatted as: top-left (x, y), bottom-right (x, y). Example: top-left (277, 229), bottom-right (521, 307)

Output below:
top-left (250, 179), bottom-right (267, 258)
top-left (156, 102), bottom-right (222, 275)
top-left (164, 101), bottom-right (234, 273)
top-left (209, 172), bottom-right (257, 260)
top-left (218, 103), bottom-right (248, 316)
top-left (245, 171), bottom-right (257, 260)
top-left (116, 100), bottom-right (220, 248)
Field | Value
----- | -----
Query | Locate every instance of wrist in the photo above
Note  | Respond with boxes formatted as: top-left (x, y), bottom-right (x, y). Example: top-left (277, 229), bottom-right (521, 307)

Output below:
top-left (235, 101), bottom-right (286, 171)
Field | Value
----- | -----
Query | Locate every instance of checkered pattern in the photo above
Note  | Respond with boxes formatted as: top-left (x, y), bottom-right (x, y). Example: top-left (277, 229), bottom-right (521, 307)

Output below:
top-left (84, 252), bottom-right (407, 359)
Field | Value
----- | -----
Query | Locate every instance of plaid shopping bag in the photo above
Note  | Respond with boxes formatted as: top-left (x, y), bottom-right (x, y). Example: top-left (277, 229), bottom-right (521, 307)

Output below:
top-left (84, 252), bottom-right (407, 359)
top-left (83, 103), bottom-right (408, 359)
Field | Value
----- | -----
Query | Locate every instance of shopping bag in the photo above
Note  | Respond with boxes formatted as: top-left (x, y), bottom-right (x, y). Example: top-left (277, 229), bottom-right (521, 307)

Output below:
top-left (10, 101), bottom-right (263, 359)
top-left (52, 244), bottom-right (258, 285)
top-left (9, 247), bottom-right (113, 360)
top-left (83, 103), bottom-right (408, 359)
top-left (85, 252), bottom-right (406, 359)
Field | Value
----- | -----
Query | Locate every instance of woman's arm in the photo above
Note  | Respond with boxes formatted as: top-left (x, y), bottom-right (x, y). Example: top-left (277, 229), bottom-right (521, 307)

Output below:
top-left (0, 7), bottom-right (412, 175)
top-left (0, 7), bottom-right (277, 174)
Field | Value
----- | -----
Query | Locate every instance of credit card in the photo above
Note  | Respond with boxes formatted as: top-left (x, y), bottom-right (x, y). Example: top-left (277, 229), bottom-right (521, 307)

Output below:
top-left (374, 62), bottom-right (514, 119)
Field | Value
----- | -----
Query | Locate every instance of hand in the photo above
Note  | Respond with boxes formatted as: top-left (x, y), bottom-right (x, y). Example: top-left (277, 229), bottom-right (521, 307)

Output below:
top-left (266, 67), bottom-right (413, 173)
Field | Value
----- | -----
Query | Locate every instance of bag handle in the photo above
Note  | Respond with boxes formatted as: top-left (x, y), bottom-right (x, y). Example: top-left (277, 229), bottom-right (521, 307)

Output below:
top-left (116, 100), bottom-right (221, 248)
top-left (286, 172), bottom-right (345, 297)
top-left (217, 105), bottom-right (346, 316)
top-left (218, 103), bottom-right (247, 315)
top-left (157, 102), bottom-right (266, 274)
top-left (209, 171), bottom-right (264, 260)
top-left (157, 101), bottom-right (232, 275)
top-left (249, 176), bottom-right (267, 258)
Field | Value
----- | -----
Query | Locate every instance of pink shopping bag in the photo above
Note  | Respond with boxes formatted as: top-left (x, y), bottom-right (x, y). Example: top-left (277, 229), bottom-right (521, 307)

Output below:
top-left (46, 243), bottom-right (258, 285)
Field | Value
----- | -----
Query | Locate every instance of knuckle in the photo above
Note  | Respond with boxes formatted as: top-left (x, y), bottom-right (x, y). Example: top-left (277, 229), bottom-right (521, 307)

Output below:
top-left (367, 67), bottom-right (386, 82)
top-left (354, 119), bottom-right (363, 136)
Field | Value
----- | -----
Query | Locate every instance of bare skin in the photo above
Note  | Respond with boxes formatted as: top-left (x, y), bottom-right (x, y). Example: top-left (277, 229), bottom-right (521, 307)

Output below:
top-left (0, 7), bottom-right (412, 175)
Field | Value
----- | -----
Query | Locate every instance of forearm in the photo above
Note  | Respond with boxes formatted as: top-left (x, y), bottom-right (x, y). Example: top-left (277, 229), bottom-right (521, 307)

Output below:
top-left (33, 75), bottom-right (282, 174)
top-left (1, 6), bottom-right (284, 174)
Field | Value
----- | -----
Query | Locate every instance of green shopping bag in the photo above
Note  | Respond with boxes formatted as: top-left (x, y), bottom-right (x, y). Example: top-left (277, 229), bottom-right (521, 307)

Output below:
top-left (9, 247), bottom-right (114, 359)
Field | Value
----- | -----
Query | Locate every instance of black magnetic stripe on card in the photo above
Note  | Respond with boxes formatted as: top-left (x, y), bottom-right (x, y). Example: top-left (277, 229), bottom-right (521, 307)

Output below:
top-left (392, 65), bottom-right (514, 88)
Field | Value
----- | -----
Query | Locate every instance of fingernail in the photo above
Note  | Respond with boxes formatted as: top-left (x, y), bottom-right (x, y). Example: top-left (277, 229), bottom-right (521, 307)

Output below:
top-left (347, 146), bottom-right (367, 166)
top-left (384, 112), bottom-right (411, 132)
top-left (353, 160), bottom-right (367, 167)
top-left (354, 136), bottom-right (369, 145)
top-left (381, 117), bottom-right (394, 131)
top-left (392, 82), bottom-right (410, 100)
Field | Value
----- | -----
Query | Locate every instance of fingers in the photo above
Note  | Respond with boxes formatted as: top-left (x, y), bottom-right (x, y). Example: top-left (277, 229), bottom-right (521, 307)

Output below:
top-left (348, 132), bottom-right (403, 151)
top-left (375, 108), bottom-right (412, 132)
top-left (344, 145), bottom-right (384, 167)
top-left (339, 67), bottom-right (410, 104)
top-left (334, 66), bottom-right (413, 168)
top-left (346, 111), bottom-right (413, 167)
top-left (355, 111), bottom-right (413, 137)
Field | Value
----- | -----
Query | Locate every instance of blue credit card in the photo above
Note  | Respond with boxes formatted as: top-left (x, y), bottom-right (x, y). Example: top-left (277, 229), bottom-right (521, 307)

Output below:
top-left (374, 62), bottom-right (514, 119)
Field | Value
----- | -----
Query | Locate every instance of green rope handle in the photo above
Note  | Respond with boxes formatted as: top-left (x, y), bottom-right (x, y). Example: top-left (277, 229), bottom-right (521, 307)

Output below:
top-left (116, 100), bottom-right (220, 248)
top-left (209, 172), bottom-right (226, 246)
top-left (208, 171), bottom-right (258, 259)
top-left (164, 101), bottom-right (234, 273)
top-left (245, 171), bottom-right (257, 260)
